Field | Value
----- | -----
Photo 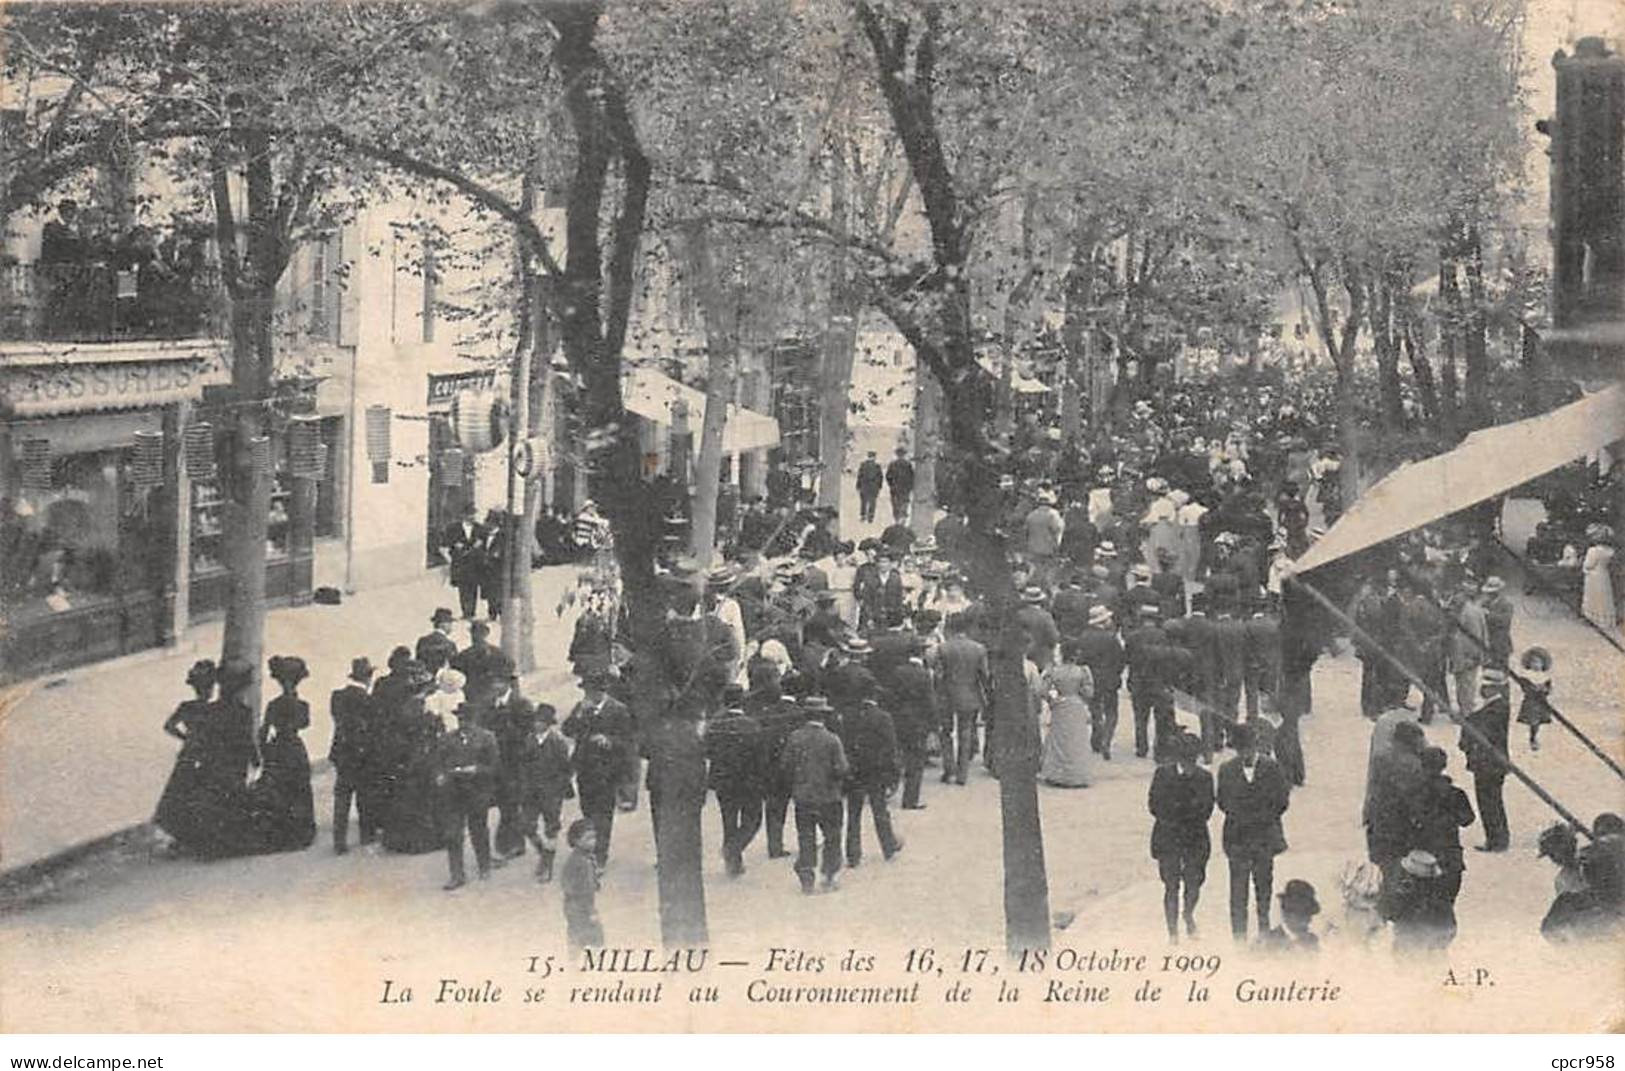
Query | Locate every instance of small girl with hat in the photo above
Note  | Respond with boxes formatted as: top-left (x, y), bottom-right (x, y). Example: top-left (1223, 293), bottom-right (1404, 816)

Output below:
top-left (1515, 647), bottom-right (1555, 752)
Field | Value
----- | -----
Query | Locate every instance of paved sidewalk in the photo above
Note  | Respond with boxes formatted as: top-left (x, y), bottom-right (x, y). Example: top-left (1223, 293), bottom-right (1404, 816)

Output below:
top-left (0, 564), bottom-right (589, 872)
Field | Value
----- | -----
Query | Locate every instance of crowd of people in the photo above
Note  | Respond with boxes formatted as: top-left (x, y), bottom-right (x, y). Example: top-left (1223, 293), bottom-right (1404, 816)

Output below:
top-left (151, 376), bottom-right (1623, 954)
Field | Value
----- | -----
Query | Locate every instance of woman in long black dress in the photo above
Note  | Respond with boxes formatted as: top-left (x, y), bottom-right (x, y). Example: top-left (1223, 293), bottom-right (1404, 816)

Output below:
top-left (382, 660), bottom-right (446, 854)
top-left (175, 657), bottom-right (260, 859)
top-left (250, 655), bottom-right (318, 852)
top-left (154, 660), bottom-right (219, 849)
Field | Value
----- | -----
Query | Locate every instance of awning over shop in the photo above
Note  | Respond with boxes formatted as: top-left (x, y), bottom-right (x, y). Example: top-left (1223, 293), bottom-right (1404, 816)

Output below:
top-left (1292, 383), bottom-right (1625, 574)
top-left (621, 365), bottom-right (780, 454)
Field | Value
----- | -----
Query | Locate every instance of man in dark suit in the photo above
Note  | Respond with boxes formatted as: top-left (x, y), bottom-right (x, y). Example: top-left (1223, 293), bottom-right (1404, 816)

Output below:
top-left (857, 550), bottom-right (906, 631)
top-left (1074, 604), bottom-right (1125, 759)
top-left (484, 671), bottom-right (535, 859)
top-left (856, 451), bottom-right (884, 525)
top-left (1016, 586), bottom-right (1061, 669)
top-left (841, 697), bottom-right (903, 865)
top-left (330, 656), bottom-right (375, 854)
top-left (415, 607), bottom-right (458, 677)
top-left (1124, 604), bottom-right (1170, 760)
top-left (755, 691), bottom-right (803, 859)
top-left (706, 687), bottom-right (765, 876)
top-left (823, 636), bottom-right (878, 718)
top-left (434, 701), bottom-right (500, 890)
top-left (1211, 605), bottom-right (1249, 743)
top-left (885, 447), bottom-right (915, 524)
top-left (1216, 723), bottom-right (1291, 940)
top-left (866, 615), bottom-right (919, 687)
top-left (1051, 575), bottom-right (1093, 641)
top-left (443, 509), bottom-right (487, 620)
top-left (887, 654), bottom-right (936, 809)
top-left (781, 696), bottom-right (850, 893)
top-left (1242, 599), bottom-right (1281, 721)
top-left (562, 669), bottom-right (634, 868)
top-left (936, 616), bottom-right (990, 784)
top-left (1461, 666), bottom-right (1512, 852)
top-left (453, 619), bottom-right (514, 712)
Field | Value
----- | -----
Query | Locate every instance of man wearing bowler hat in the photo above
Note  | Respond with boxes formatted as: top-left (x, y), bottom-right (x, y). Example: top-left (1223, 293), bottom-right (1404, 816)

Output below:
top-left (416, 608), bottom-right (458, 677)
top-left (563, 667), bottom-right (634, 868)
top-left (330, 656), bottom-right (376, 854)
top-left (434, 700), bottom-right (500, 890)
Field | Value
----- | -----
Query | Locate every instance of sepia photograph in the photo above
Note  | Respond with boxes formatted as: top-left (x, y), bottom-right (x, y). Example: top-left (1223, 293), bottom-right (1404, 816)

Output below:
top-left (0, 0), bottom-right (1621, 1038)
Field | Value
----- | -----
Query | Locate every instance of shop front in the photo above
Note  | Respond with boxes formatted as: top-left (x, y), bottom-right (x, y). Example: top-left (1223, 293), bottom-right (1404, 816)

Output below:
top-left (0, 340), bottom-right (227, 680)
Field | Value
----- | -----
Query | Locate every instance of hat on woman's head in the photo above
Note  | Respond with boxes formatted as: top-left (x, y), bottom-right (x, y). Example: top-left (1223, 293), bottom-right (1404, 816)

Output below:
top-left (268, 655), bottom-right (308, 685)
top-left (185, 659), bottom-right (217, 688)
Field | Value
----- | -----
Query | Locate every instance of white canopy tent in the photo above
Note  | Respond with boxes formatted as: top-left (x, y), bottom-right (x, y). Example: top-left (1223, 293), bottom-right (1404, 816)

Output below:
top-left (1291, 383), bottom-right (1625, 574)
top-left (620, 365), bottom-right (781, 455)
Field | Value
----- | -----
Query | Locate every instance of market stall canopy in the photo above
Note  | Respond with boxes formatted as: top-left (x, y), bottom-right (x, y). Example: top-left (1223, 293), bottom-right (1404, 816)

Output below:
top-left (621, 365), bottom-right (780, 454)
top-left (1292, 383), bottom-right (1625, 574)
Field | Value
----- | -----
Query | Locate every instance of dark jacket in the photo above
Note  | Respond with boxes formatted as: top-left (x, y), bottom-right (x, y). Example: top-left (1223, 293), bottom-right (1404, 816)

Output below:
top-left (414, 629), bottom-right (458, 676)
top-left (1216, 756), bottom-right (1290, 856)
top-left (856, 459), bottom-right (884, 494)
top-left (1461, 694), bottom-right (1511, 776)
top-left (885, 457), bottom-right (915, 494)
top-left (1072, 626), bottom-right (1125, 691)
top-left (434, 724), bottom-right (499, 806)
top-left (1211, 615), bottom-right (1248, 689)
top-left (518, 728), bottom-right (574, 804)
top-left (886, 660), bottom-right (936, 747)
top-left (443, 520), bottom-right (487, 586)
top-left (840, 702), bottom-right (901, 786)
top-left (705, 712), bottom-right (765, 796)
top-left (781, 719), bottom-right (849, 804)
top-left (937, 634), bottom-right (991, 714)
top-left (328, 682), bottom-right (371, 771)
top-left (1410, 773), bottom-right (1475, 872)
top-left (1149, 762), bottom-right (1215, 860)
top-left (1243, 612), bottom-right (1281, 688)
top-left (562, 695), bottom-right (634, 791)
top-left (1123, 623), bottom-right (1168, 693)
top-left (1051, 588), bottom-right (1093, 639)
top-left (452, 641), bottom-right (515, 704)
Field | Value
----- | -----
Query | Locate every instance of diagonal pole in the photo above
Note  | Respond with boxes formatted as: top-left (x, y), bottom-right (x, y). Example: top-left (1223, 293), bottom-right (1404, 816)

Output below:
top-left (1286, 572), bottom-right (1596, 841)
top-left (1407, 563), bottom-right (1625, 784)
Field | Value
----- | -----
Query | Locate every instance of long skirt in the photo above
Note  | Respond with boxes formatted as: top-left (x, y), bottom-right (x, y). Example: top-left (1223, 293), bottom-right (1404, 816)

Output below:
top-left (1040, 697), bottom-right (1092, 787)
top-left (383, 754), bottom-right (445, 854)
top-left (155, 749), bottom-right (254, 859)
top-left (248, 734), bottom-right (317, 853)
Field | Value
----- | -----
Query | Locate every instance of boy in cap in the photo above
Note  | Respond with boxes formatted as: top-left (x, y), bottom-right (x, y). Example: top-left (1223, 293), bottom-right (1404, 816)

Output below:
top-left (561, 818), bottom-right (604, 949)
top-left (518, 702), bottom-right (573, 882)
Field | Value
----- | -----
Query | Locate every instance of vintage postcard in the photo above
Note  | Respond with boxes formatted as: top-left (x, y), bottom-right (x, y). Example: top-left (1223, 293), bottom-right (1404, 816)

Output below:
top-left (0, 0), bottom-right (1621, 1036)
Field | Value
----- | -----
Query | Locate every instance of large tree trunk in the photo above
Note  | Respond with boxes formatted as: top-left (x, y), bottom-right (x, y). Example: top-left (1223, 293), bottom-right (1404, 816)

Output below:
top-left (817, 145), bottom-right (858, 522)
top-left (911, 362), bottom-right (940, 539)
top-left (856, 1), bottom-right (1050, 953)
top-left (1462, 225), bottom-right (1492, 431)
top-left (1395, 283), bottom-right (1440, 422)
top-left (550, 0), bottom-right (705, 946)
top-left (686, 228), bottom-right (739, 568)
top-left (219, 286), bottom-right (275, 719)
top-left (1369, 277), bottom-right (1405, 432)
top-left (1437, 254), bottom-right (1463, 442)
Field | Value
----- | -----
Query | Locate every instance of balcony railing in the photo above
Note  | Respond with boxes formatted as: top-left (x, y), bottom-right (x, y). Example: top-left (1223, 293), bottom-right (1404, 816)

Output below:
top-left (0, 260), bottom-right (225, 343)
